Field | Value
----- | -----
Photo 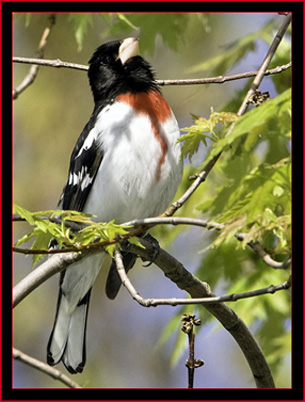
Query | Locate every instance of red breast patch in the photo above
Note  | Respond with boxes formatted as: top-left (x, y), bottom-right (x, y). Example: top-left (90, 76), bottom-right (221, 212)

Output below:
top-left (117, 91), bottom-right (173, 181)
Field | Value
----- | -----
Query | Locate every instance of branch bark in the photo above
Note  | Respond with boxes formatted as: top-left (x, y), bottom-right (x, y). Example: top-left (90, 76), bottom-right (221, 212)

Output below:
top-left (13, 241), bottom-right (277, 388)
top-left (12, 55), bottom-right (291, 86)
top-left (13, 252), bottom-right (81, 308)
top-left (13, 14), bottom-right (56, 100)
top-left (13, 348), bottom-right (82, 388)
top-left (237, 12), bottom-right (291, 116)
top-left (13, 214), bottom-right (291, 270)
top-left (114, 246), bottom-right (291, 307)
top-left (118, 239), bottom-right (276, 388)
top-left (116, 239), bottom-right (275, 388)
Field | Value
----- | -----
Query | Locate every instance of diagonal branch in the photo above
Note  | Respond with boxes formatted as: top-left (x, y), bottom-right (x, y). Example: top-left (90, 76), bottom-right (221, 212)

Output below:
top-left (12, 240), bottom-right (278, 388)
top-left (13, 228), bottom-right (282, 388)
top-left (116, 241), bottom-right (276, 388)
top-left (114, 246), bottom-right (291, 307)
top-left (13, 14), bottom-right (56, 100)
top-left (163, 13), bottom-right (291, 218)
top-left (237, 12), bottom-right (291, 116)
top-left (13, 252), bottom-right (81, 308)
top-left (13, 347), bottom-right (82, 388)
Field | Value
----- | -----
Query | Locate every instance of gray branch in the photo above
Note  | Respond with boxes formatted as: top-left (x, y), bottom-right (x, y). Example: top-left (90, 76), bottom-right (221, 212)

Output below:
top-left (13, 347), bottom-right (82, 388)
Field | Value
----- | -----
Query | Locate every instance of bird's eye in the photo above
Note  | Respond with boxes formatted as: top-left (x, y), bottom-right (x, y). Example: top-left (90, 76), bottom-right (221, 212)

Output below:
top-left (100, 54), bottom-right (113, 65)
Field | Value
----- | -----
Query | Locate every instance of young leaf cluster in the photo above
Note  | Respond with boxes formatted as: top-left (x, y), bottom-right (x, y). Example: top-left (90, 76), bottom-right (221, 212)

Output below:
top-left (178, 111), bottom-right (239, 162)
top-left (198, 89), bottom-right (291, 254)
top-left (13, 204), bottom-right (134, 265)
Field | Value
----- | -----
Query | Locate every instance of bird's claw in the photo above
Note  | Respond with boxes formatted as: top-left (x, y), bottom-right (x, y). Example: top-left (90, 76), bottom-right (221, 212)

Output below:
top-left (141, 234), bottom-right (160, 267)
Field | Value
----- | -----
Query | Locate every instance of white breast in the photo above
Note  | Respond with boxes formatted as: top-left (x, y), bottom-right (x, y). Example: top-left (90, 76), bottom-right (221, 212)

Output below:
top-left (83, 100), bottom-right (182, 223)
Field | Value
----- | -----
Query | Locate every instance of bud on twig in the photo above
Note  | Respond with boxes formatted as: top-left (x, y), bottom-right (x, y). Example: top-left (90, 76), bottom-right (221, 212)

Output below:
top-left (181, 313), bottom-right (204, 388)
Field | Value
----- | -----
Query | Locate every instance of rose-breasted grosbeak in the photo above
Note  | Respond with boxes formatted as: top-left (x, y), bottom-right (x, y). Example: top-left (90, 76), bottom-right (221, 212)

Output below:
top-left (47, 37), bottom-right (183, 374)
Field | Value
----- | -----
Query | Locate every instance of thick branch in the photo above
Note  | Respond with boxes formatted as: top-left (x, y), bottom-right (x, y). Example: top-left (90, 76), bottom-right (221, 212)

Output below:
top-left (13, 252), bottom-right (81, 308)
top-left (114, 248), bottom-right (291, 307)
top-left (13, 234), bottom-right (278, 388)
top-left (126, 238), bottom-right (276, 388)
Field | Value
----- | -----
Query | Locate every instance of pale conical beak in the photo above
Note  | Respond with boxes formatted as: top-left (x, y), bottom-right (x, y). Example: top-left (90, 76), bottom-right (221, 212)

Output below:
top-left (118, 37), bottom-right (139, 65)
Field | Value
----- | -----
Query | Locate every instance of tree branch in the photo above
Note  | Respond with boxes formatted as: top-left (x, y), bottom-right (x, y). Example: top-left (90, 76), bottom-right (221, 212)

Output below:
top-left (157, 62), bottom-right (291, 86)
top-left (114, 246), bottom-right (290, 307)
top-left (238, 12), bottom-right (291, 116)
top-left (12, 55), bottom-right (291, 86)
top-left (13, 252), bottom-right (81, 308)
top-left (13, 14), bottom-right (56, 100)
top-left (13, 232), bottom-right (279, 388)
top-left (13, 347), bottom-right (82, 388)
top-left (12, 56), bottom-right (88, 72)
top-left (13, 214), bottom-right (291, 270)
top-left (163, 12), bottom-right (291, 218)
top-left (120, 239), bottom-right (276, 388)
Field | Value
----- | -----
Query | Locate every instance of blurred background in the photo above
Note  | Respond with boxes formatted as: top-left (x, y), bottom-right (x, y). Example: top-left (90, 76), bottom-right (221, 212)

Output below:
top-left (13, 12), bottom-right (291, 388)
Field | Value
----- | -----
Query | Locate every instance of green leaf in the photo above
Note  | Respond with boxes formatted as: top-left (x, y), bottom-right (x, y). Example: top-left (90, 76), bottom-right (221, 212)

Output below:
top-left (13, 204), bottom-right (35, 225)
top-left (69, 13), bottom-right (93, 51)
top-left (104, 13), bottom-right (187, 54)
top-left (207, 88), bottom-right (291, 162)
top-left (199, 156), bottom-right (291, 255)
top-left (178, 111), bottom-right (238, 161)
top-left (188, 19), bottom-right (277, 75)
top-left (13, 206), bottom-right (136, 265)
top-left (117, 13), bottom-right (138, 30)
top-left (25, 13), bottom-right (32, 27)
top-left (128, 236), bottom-right (145, 249)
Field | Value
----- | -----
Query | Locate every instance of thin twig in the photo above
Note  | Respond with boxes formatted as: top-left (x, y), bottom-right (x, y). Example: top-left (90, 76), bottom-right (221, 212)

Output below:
top-left (157, 62), bottom-right (291, 86)
top-left (13, 214), bottom-right (291, 270)
top-left (164, 13), bottom-right (291, 218)
top-left (13, 347), bottom-right (82, 388)
top-left (12, 56), bottom-right (88, 71)
top-left (12, 237), bottom-right (279, 388)
top-left (115, 240), bottom-right (275, 388)
top-left (125, 216), bottom-right (291, 270)
top-left (162, 158), bottom-right (221, 217)
top-left (181, 314), bottom-right (203, 388)
top-left (12, 55), bottom-right (291, 86)
top-left (114, 243), bottom-right (291, 307)
top-left (238, 13), bottom-right (291, 116)
top-left (12, 226), bottom-right (144, 255)
top-left (13, 14), bottom-right (56, 100)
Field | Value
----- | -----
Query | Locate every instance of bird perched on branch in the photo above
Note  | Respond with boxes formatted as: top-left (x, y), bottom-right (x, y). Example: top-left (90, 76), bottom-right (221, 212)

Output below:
top-left (47, 37), bottom-right (183, 374)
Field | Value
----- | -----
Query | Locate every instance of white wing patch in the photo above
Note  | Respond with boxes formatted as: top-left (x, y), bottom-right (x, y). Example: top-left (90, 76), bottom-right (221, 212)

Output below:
top-left (75, 129), bottom-right (97, 159)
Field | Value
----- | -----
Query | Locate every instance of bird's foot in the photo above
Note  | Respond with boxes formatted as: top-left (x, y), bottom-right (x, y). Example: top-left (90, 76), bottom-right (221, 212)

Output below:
top-left (141, 234), bottom-right (160, 267)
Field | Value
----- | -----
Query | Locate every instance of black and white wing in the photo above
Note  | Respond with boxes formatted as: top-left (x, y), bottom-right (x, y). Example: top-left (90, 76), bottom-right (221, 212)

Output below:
top-left (59, 115), bottom-right (104, 212)
top-left (48, 113), bottom-right (105, 373)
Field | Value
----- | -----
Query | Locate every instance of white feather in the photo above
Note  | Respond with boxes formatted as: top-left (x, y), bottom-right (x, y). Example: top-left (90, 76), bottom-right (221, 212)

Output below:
top-left (84, 100), bottom-right (182, 222)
